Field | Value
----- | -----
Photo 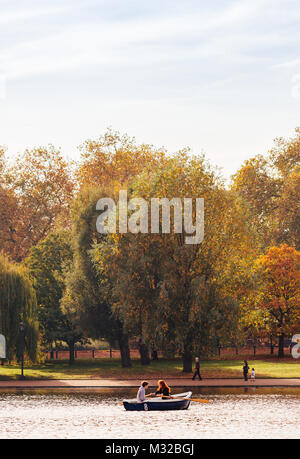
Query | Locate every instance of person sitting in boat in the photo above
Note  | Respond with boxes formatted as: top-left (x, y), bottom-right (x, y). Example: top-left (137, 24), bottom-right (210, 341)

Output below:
top-left (155, 380), bottom-right (171, 399)
top-left (137, 381), bottom-right (153, 403)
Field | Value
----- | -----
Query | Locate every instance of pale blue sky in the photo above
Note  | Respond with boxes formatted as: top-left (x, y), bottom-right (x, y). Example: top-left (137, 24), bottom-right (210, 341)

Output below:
top-left (0, 0), bottom-right (300, 177)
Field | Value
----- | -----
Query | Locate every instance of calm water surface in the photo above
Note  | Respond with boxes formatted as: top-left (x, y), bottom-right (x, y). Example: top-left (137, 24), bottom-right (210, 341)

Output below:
top-left (0, 388), bottom-right (299, 439)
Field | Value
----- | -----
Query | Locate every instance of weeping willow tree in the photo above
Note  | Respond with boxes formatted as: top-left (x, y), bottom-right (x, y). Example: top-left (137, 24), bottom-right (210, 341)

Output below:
top-left (0, 255), bottom-right (39, 362)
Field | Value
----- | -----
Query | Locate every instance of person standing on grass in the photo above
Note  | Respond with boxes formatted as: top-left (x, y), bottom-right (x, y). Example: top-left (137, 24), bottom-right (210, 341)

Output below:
top-left (251, 368), bottom-right (255, 382)
top-left (192, 357), bottom-right (202, 380)
top-left (243, 360), bottom-right (249, 381)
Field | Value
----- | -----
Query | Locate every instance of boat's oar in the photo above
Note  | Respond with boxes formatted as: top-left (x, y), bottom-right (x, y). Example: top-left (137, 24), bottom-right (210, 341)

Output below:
top-left (157, 395), bottom-right (210, 404)
top-left (189, 398), bottom-right (209, 404)
top-left (120, 396), bottom-right (209, 405)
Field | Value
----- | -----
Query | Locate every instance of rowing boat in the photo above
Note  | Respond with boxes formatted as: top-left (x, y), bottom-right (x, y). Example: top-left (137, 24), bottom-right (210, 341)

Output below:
top-left (122, 391), bottom-right (192, 411)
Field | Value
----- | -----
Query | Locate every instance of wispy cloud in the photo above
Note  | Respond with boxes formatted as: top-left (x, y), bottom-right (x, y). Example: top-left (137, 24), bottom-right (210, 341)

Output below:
top-left (0, 0), bottom-right (280, 80)
top-left (0, 0), bottom-right (101, 25)
top-left (0, 3), bottom-right (72, 24)
top-left (1, 0), bottom-right (300, 180)
top-left (274, 58), bottom-right (300, 69)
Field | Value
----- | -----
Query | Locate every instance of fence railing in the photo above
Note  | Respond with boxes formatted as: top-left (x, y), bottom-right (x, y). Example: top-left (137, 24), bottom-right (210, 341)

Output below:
top-left (45, 345), bottom-right (293, 360)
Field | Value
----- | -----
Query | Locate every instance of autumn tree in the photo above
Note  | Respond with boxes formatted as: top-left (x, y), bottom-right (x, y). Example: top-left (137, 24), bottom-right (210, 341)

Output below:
top-left (256, 245), bottom-right (300, 357)
top-left (63, 130), bottom-right (169, 367)
top-left (232, 128), bottom-right (300, 250)
top-left (92, 151), bottom-right (254, 371)
top-left (77, 128), bottom-right (166, 189)
top-left (93, 232), bottom-right (163, 365)
top-left (5, 146), bottom-right (74, 260)
top-left (0, 149), bottom-right (20, 259)
top-left (0, 183), bottom-right (19, 259)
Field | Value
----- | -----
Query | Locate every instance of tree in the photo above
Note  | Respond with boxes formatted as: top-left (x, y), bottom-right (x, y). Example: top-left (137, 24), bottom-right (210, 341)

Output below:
top-left (232, 128), bottom-right (300, 250)
top-left (231, 155), bottom-right (280, 248)
top-left (0, 255), bottom-right (39, 362)
top-left (0, 149), bottom-right (20, 259)
top-left (92, 151), bottom-right (253, 371)
top-left (5, 146), bottom-right (74, 260)
top-left (269, 128), bottom-right (300, 178)
top-left (0, 185), bottom-right (19, 259)
top-left (256, 245), bottom-right (300, 357)
top-left (65, 130), bottom-right (169, 367)
top-left (274, 167), bottom-right (300, 249)
top-left (26, 231), bottom-right (84, 364)
top-left (77, 128), bottom-right (166, 189)
top-left (93, 233), bottom-right (162, 365)
top-left (62, 186), bottom-right (132, 367)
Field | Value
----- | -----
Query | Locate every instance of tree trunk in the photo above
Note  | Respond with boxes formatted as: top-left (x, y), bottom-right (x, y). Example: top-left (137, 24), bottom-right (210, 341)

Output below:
top-left (278, 333), bottom-right (285, 358)
top-left (49, 343), bottom-right (54, 359)
top-left (270, 336), bottom-right (274, 355)
top-left (118, 332), bottom-right (132, 368)
top-left (139, 343), bottom-right (150, 365)
top-left (182, 338), bottom-right (193, 373)
top-left (69, 341), bottom-right (75, 365)
top-left (151, 349), bottom-right (158, 361)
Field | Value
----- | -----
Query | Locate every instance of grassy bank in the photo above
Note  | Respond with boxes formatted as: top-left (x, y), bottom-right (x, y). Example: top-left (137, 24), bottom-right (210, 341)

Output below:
top-left (0, 357), bottom-right (299, 380)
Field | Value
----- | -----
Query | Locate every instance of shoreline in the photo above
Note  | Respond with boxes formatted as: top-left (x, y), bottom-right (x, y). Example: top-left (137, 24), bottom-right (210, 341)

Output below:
top-left (1, 378), bottom-right (300, 389)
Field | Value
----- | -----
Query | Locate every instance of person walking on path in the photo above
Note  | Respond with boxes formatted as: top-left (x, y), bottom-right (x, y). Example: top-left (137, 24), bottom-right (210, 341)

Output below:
top-left (251, 368), bottom-right (255, 382)
top-left (192, 357), bottom-right (202, 380)
top-left (243, 360), bottom-right (250, 381)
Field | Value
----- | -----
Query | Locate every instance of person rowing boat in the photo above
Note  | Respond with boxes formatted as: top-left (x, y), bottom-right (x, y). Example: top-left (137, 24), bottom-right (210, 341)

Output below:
top-left (124, 387), bottom-right (209, 411)
top-left (124, 391), bottom-right (192, 411)
top-left (137, 379), bottom-right (172, 402)
top-left (137, 381), bottom-right (154, 403)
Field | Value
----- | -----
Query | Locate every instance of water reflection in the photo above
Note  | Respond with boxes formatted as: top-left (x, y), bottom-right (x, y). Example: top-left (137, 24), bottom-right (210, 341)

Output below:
top-left (0, 388), bottom-right (299, 439)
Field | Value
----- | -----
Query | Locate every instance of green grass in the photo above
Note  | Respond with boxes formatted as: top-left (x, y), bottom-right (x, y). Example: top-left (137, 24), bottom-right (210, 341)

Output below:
top-left (197, 359), bottom-right (300, 378)
top-left (0, 357), bottom-right (299, 380)
top-left (0, 359), bottom-right (183, 380)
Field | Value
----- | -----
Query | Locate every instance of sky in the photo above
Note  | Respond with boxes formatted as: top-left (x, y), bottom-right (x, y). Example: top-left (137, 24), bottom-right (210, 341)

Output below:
top-left (0, 0), bottom-right (300, 178)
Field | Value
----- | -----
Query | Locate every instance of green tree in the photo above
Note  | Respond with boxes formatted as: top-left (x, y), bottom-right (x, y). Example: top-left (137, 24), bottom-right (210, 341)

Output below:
top-left (0, 255), bottom-right (39, 362)
top-left (27, 231), bottom-right (84, 364)
top-left (62, 186), bottom-right (132, 367)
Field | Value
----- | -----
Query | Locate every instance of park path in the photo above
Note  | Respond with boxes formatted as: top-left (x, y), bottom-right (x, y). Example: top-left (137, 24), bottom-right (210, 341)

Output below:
top-left (0, 378), bottom-right (300, 388)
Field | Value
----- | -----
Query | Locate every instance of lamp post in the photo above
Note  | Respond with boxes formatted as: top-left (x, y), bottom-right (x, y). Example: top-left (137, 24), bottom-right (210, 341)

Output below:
top-left (19, 322), bottom-right (25, 380)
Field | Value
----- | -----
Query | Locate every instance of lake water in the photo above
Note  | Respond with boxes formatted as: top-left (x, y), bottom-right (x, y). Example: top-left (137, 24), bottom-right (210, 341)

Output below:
top-left (0, 388), bottom-right (299, 439)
